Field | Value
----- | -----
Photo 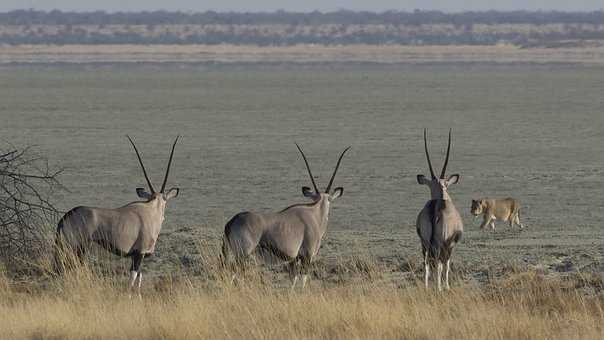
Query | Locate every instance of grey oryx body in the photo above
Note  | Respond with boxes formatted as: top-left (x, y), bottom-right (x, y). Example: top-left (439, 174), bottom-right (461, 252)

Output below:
top-left (55, 136), bottom-right (180, 296)
top-left (223, 144), bottom-right (350, 290)
top-left (416, 129), bottom-right (463, 291)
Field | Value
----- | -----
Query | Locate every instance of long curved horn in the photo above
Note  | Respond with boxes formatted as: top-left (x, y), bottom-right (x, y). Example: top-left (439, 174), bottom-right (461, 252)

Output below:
top-left (127, 135), bottom-right (155, 193)
top-left (160, 136), bottom-right (180, 193)
top-left (423, 129), bottom-right (436, 179)
top-left (295, 143), bottom-right (319, 194)
top-left (440, 129), bottom-right (452, 179)
top-left (325, 146), bottom-right (351, 193)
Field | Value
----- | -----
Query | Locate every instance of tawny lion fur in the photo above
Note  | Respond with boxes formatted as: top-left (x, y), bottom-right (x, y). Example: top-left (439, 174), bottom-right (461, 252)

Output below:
top-left (471, 198), bottom-right (524, 230)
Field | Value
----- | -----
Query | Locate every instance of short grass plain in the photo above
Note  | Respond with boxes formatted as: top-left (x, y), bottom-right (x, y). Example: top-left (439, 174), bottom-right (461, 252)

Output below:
top-left (0, 62), bottom-right (603, 338)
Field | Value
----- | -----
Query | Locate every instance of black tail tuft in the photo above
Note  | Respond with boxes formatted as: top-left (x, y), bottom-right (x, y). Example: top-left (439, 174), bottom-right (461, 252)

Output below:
top-left (53, 220), bottom-right (65, 275)
top-left (221, 214), bottom-right (240, 270)
top-left (445, 231), bottom-right (463, 249)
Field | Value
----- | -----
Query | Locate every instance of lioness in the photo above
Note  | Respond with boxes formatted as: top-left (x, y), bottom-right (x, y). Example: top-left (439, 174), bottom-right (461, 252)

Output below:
top-left (470, 198), bottom-right (524, 230)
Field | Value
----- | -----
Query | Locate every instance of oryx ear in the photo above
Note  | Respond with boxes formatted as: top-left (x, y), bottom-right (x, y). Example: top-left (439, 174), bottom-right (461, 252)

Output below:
top-left (136, 188), bottom-right (152, 199)
top-left (302, 186), bottom-right (315, 198)
top-left (447, 174), bottom-right (460, 185)
top-left (330, 187), bottom-right (344, 200)
top-left (417, 175), bottom-right (430, 185)
top-left (164, 188), bottom-right (179, 200)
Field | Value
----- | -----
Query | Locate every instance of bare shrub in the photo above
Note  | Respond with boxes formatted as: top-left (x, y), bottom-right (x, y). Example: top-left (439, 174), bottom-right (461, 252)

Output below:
top-left (0, 145), bottom-right (63, 274)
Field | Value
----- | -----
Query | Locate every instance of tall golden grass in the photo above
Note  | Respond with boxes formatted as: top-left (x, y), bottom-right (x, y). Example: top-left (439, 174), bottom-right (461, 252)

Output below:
top-left (0, 244), bottom-right (602, 340)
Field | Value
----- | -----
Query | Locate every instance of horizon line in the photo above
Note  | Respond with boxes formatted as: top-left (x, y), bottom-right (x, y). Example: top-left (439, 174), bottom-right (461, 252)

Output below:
top-left (2, 8), bottom-right (604, 15)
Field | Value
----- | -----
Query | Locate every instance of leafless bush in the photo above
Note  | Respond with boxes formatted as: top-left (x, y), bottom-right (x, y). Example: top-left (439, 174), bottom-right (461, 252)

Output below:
top-left (0, 145), bottom-right (63, 272)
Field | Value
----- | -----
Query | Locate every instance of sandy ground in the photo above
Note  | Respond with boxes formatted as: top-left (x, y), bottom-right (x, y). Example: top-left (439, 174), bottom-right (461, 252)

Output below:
top-left (2, 44), bottom-right (604, 64)
top-left (1, 63), bottom-right (602, 289)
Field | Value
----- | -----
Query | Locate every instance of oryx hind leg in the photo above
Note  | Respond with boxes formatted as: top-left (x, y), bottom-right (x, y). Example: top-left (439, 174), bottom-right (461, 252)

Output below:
top-left (300, 256), bottom-right (312, 289)
top-left (225, 240), bottom-right (255, 285)
top-left (56, 241), bottom-right (85, 272)
top-left (444, 259), bottom-right (451, 291)
top-left (129, 252), bottom-right (144, 299)
top-left (229, 255), bottom-right (251, 286)
top-left (289, 257), bottom-right (301, 293)
top-left (289, 256), bottom-right (311, 292)
top-left (423, 249), bottom-right (430, 288)
top-left (436, 261), bottom-right (443, 292)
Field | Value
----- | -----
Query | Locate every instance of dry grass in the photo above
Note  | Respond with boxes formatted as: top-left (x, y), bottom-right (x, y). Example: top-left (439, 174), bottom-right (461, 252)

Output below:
top-left (0, 247), bottom-right (602, 340)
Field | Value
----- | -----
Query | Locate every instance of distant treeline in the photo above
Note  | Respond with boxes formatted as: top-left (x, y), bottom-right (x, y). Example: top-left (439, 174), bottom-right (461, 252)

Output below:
top-left (1, 9), bottom-right (604, 46)
top-left (2, 9), bottom-right (604, 25)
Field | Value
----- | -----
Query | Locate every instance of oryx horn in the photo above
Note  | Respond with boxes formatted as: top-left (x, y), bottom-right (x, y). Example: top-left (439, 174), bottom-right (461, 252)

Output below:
top-left (295, 143), bottom-right (319, 193)
top-left (423, 129), bottom-right (436, 179)
top-left (160, 136), bottom-right (180, 193)
top-left (127, 135), bottom-right (155, 193)
top-left (440, 129), bottom-right (452, 179)
top-left (325, 146), bottom-right (351, 193)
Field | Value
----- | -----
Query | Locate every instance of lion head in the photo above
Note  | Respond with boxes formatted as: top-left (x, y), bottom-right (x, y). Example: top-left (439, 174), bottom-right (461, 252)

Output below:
top-left (470, 199), bottom-right (485, 216)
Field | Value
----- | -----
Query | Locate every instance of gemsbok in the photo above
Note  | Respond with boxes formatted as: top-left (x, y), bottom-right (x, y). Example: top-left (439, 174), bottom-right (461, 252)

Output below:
top-left (416, 129), bottom-right (463, 291)
top-left (222, 144), bottom-right (350, 291)
top-left (55, 136), bottom-right (180, 297)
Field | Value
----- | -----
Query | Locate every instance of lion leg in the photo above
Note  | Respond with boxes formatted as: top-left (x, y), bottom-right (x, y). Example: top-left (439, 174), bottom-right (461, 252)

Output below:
top-left (479, 216), bottom-right (492, 230)
top-left (515, 213), bottom-right (524, 229)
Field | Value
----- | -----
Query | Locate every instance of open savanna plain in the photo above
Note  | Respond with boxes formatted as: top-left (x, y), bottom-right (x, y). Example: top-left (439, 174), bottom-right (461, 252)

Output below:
top-left (0, 61), bottom-right (603, 339)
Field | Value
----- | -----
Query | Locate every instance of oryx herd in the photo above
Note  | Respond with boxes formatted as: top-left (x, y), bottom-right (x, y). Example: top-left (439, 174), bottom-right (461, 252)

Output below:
top-left (55, 129), bottom-right (521, 295)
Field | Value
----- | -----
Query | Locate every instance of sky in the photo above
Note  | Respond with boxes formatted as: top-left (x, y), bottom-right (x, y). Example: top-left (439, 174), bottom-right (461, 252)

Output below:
top-left (1, 1), bottom-right (603, 12)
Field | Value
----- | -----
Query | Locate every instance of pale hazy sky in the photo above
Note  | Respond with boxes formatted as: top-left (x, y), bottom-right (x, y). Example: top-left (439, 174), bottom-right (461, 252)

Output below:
top-left (2, 1), bottom-right (603, 12)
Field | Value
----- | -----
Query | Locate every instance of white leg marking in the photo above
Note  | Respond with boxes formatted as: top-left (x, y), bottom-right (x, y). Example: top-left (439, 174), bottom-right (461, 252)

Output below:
top-left (301, 274), bottom-right (309, 289)
top-left (445, 259), bottom-right (451, 291)
top-left (437, 262), bottom-right (443, 292)
top-left (290, 275), bottom-right (299, 293)
top-left (129, 271), bottom-right (138, 287)
top-left (136, 272), bottom-right (143, 299)
top-left (424, 253), bottom-right (430, 288)
top-left (128, 271), bottom-right (138, 299)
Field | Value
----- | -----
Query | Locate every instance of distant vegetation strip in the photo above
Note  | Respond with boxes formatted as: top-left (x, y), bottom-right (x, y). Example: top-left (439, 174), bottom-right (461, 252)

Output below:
top-left (1, 10), bottom-right (604, 46)
top-left (3, 9), bottom-right (604, 25)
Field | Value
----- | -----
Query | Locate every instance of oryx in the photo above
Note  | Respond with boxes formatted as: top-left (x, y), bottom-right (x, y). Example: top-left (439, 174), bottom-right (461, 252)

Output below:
top-left (416, 129), bottom-right (463, 291)
top-left (55, 136), bottom-right (180, 296)
top-left (222, 144), bottom-right (350, 291)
